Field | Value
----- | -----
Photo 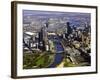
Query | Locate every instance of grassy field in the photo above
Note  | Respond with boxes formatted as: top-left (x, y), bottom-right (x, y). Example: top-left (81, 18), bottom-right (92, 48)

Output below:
top-left (23, 51), bottom-right (55, 69)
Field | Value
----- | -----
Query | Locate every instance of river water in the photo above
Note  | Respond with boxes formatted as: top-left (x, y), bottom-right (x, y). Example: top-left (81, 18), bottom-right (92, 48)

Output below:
top-left (48, 36), bottom-right (64, 68)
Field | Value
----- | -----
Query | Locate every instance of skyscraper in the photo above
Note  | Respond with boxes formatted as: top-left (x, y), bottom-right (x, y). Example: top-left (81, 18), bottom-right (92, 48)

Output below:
top-left (67, 22), bottom-right (72, 35)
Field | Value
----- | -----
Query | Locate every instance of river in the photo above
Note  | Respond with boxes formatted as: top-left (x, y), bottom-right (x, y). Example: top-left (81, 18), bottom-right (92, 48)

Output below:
top-left (48, 36), bottom-right (64, 68)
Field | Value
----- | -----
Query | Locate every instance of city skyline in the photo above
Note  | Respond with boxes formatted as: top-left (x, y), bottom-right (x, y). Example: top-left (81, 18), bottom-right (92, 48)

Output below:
top-left (23, 10), bottom-right (91, 32)
top-left (23, 10), bottom-right (91, 69)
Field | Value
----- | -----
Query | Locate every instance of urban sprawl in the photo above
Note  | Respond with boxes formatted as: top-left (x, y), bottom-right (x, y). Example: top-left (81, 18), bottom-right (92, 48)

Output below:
top-left (23, 11), bottom-right (91, 69)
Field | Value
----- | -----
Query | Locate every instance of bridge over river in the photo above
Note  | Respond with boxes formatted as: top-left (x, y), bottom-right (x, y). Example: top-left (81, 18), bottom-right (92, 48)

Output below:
top-left (48, 36), bottom-right (64, 68)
